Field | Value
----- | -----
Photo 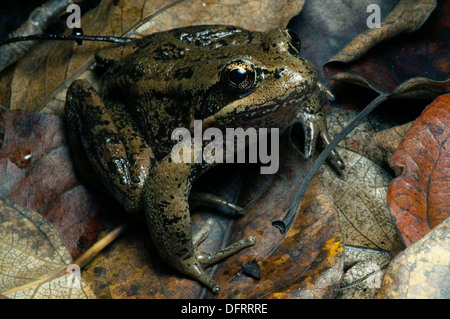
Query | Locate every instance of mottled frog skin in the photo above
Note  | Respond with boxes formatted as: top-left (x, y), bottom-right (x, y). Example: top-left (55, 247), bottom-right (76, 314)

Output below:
top-left (65, 25), bottom-right (344, 293)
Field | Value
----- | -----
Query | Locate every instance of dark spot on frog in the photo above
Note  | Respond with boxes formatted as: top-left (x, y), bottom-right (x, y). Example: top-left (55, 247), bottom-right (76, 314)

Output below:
top-left (218, 39), bottom-right (228, 47)
top-left (261, 42), bottom-right (270, 53)
top-left (173, 67), bottom-right (194, 80)
top-left (274, 68), bottom-right (285, 79)
top-left (153, 43), bottom-right (186, 61)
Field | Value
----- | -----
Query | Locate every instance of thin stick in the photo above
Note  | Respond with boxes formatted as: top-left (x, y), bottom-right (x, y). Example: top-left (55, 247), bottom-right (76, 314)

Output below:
top-left (73, 224), bottom-right (127, 268)
top-left (0, 34), bottom-right (133, 46)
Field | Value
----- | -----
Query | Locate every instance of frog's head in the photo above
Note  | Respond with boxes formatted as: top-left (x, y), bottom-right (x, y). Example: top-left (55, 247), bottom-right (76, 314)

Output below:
top-left (198, 28), bottom-right (319, 131)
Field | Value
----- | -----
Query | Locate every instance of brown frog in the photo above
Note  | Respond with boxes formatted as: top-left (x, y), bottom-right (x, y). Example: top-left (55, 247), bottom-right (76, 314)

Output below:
top-left (65, 25), bottom-right (344, 293)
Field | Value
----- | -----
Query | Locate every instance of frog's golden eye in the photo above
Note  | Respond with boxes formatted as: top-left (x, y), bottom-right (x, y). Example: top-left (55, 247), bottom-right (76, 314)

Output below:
top-left (222, 61), bottom-right (256, 93)
top-left (285, 29), bottom-right (301, 53)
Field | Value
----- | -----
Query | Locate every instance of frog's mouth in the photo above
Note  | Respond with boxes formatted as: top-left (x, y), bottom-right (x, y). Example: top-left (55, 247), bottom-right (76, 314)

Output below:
top-left (200, 89), bottom-right (314, 130)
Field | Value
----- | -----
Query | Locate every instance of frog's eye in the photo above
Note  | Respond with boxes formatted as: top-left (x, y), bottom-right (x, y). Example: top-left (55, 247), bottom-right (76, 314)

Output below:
top-left (285, 29), bottom-right (301, 52)
top-left (222, 61), bottom-right (256, 93)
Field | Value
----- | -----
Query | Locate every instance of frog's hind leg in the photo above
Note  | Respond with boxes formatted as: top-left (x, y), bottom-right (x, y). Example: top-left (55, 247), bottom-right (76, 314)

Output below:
top-left (143, 157), bottom-right (255, 293)
top-left (65, 79), bottom-right (155, 214)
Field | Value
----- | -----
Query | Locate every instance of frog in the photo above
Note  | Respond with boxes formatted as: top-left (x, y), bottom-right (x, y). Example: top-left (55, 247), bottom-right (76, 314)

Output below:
top-left (64, 25), bottom-right (344, 293)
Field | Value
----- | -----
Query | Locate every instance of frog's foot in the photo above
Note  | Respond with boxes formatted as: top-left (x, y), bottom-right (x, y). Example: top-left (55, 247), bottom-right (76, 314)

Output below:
top-left (196, 236), bottom-right (256, 267)
top-left (144, 155), bottom-right (255, 293)
top-left (296, 110), bottom-right (345, 171)
top-left (190, 192), bottom-right (244, 215)
top-left (193, 218), bottom-right (215, 246)
top-left (192, 235), bottom-right (256, 293)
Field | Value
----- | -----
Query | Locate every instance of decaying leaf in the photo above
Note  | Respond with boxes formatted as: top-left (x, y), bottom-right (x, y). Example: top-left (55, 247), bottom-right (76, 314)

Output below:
top-left (373, 122), bottom-right (414, 169)
top-left (337, 246), bottom-right (391, 299)
top-left (387, 93), bottom-right (450, 246)
top-left (321, 109), bottom-right (404, 254)
top-left (327, 0), bottom-right (437, 64)
top-left (378, 217), bottom-right (450, 299)
top-left (323, 0), bottom-right (449, 97)
top-left (0, 197), bottom-right (96, 299)
top-left (213, 139), bottom-right (343, 298)
top-left (288, 0), bottom-right (398, 84)
top-left (0, 110), bottom-right (105, 258)
top-left (0, 0), bottom-right (305, 114)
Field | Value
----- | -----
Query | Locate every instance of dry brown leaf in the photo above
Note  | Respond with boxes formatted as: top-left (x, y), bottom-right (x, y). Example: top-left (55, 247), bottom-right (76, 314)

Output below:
top-left (373, 122), bottom-right (414, 170)
top-left (378, 217), bottom-right (450, 299)
top-left (0, 0), bottom-right (84, 72)
top-left (0, 197), bottom-right (96, 299)
top-left (317, 108), bottom-right (405, 299)
top-left (328, 0), bottom-right (437, 64)
top-left (337, 246), bottom-right (391, 299)
top-left (321, 109), bottom-right (404, 254)
top-left (0, 0), bottom-right (305, 114)
top-left (323, 1), bottom-right (449, 97)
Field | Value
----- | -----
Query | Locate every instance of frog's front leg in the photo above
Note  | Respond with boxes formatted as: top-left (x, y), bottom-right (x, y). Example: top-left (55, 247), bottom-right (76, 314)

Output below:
top-left (143, 154), bottom-right (255, 293)
top-left (297, 85), bottom-right (345, 170)
top-left (65, 79), bottom-right (155, 214)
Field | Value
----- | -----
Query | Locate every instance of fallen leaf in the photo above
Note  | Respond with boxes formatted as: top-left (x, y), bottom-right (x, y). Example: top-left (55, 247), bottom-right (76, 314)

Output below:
top-left (337, 246), bottom-right (391, 299)
top-left (373, 121), bottom-right (414, 169)
top-left (378, 217), bottom-right (450, 299)
top-left (0, 110), bottom-right (105, 258)
top-left (212, 138), bottom-right (343, 299)
top-left (327, 0), bottom-right (437, 64)
top-left (321, 109), bottom-right (404, 254)
top-left (387, 93), bottom-right (450, 246)
top-left (287, 0), bottom-right (398, 84)
top-left (0, 197), bottom-right (96, 299)
top-left (323, 0), bottom-right (450, 97)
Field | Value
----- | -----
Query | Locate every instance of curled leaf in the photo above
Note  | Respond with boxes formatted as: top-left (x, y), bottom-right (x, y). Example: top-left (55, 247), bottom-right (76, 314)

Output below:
top-left (373, 122), bottom-right (413, 169)
top-left (0, 0), bottom-right (80, 72)
top-left (328, 0), bottom-right (438, 63)
top-left (387, 93), bottom-right (450, 246)
top-left (323, 0), bottom-right (449, 97)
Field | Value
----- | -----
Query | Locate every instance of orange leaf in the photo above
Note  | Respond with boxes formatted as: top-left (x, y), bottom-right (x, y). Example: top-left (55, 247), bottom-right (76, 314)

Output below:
top-left (387, 93), bottom-right (450, 246)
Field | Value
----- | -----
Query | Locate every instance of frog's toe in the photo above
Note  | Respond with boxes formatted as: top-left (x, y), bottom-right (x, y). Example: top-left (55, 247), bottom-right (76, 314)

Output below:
top-left (190, 191), bottom-right (244, 215)
top-left (197, 236), bottom-right (256, 267)
top-left (296, 112), bottom-right (320, 159)
top-left (193, 218), bottom-right (214, 246)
